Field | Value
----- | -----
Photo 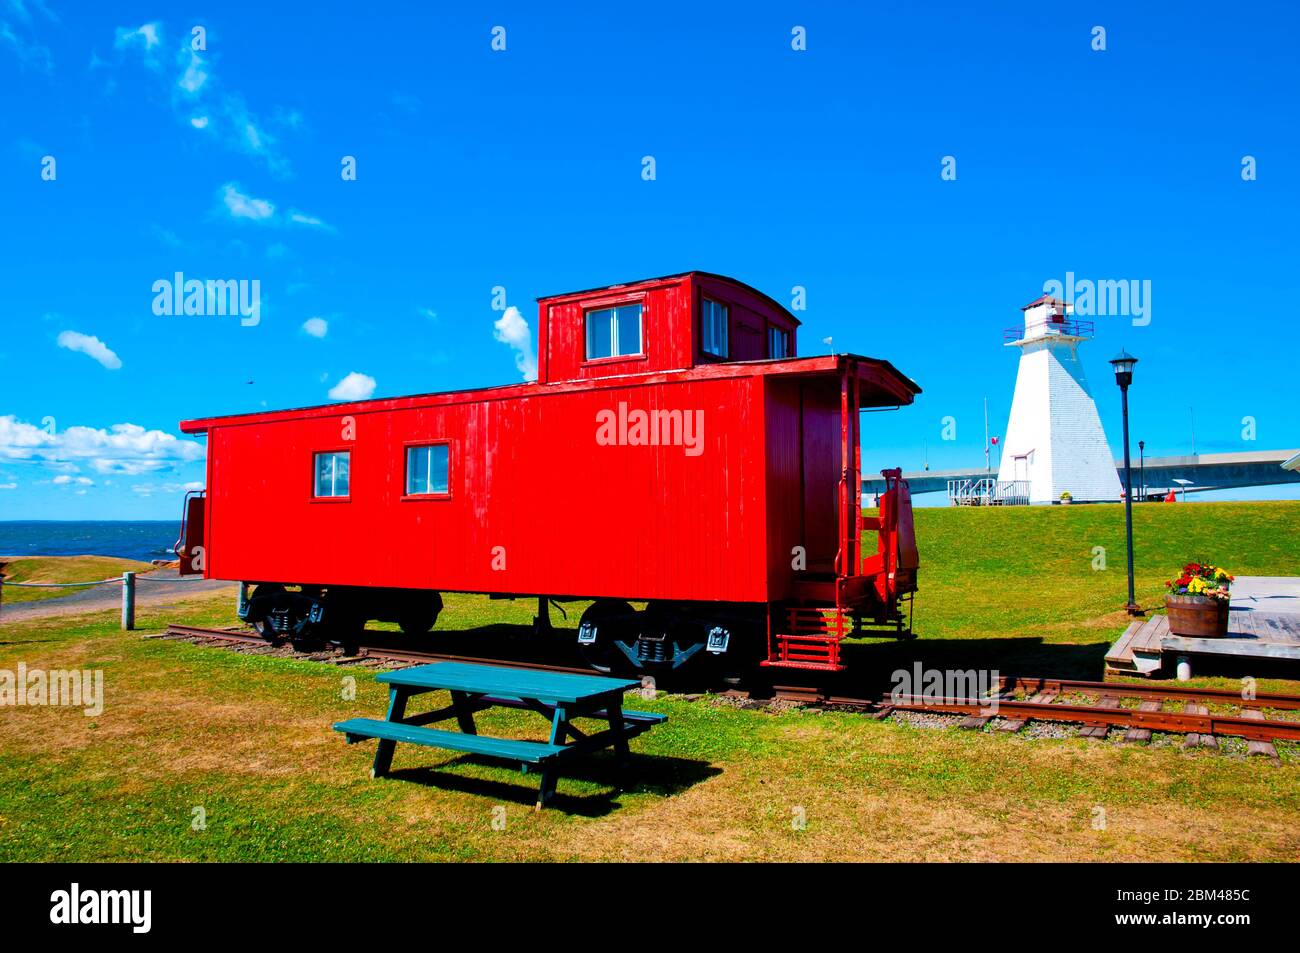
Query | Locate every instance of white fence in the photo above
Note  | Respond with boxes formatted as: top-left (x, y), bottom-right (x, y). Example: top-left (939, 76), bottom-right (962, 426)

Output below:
top-left (947, 478), bottom-right (1031, 507)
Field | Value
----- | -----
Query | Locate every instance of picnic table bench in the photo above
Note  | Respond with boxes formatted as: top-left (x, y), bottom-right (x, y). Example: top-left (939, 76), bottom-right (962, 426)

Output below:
top-left (333, 662), bottom-right (666, 808)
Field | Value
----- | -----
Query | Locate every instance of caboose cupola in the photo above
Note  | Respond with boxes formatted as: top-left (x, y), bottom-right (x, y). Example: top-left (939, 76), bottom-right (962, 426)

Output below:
top-left (534, 271), bottom-right (801, 384)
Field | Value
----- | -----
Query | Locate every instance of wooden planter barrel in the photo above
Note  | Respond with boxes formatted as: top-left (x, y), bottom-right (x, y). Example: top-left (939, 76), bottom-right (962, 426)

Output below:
top-left (1165, 594), bottom-right (1230, 638)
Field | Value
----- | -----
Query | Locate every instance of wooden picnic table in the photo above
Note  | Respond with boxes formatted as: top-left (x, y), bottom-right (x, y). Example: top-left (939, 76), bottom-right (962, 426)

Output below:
top-left (334, 662), bottom-right (666, 808)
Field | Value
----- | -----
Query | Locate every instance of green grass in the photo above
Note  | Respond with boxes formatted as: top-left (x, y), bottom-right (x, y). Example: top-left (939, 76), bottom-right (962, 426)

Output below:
top-left (2, 501), bottom-right (1299, 862)
top-left (0, 555), bottom-right (156, 604)
top-left (910, 500), bottom-right (1300, 639)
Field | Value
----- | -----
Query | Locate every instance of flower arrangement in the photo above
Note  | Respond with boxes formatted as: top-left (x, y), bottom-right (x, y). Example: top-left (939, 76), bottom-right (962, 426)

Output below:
top-left (1166, 562), bottom-right (1234, 602)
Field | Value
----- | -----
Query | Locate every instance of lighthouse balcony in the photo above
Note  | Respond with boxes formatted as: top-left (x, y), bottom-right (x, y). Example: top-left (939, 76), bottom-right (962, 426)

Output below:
top-left (1003, 317), bottom-right (1094, 344)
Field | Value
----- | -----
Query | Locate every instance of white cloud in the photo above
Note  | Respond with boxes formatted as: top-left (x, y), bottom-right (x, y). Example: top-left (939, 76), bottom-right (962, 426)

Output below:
top-left (114, 22), bottom-right (161, 54)
top-left (0, 482), bottom-right (16, 490)
top-left (53, 474), bottom-right (93, 486)
top-left (327, 372), bottom-right (376, 402)
top-left (222, 94), bottom-right (288, 175)
top-left (131, 480), bottom-right (204, 496)
top-left (112, 23), bottom-right (291, 176)
top-left (178, 49), bottom-right (207, 95)
top-left (217, 184), bottom-right (331, 234)
top-left (288, 210), bottom-right (333, 231)
top-left (492, 306), bottom-right (538, 381)
top-left (1, 16), bottom-right (52, 71)
top-left (220, 182), bottom-right (275, 221)
top-left (302, 317), bottom-right (328, 338)
top-left (420, 307), bottom-right (438, 322)
top-left (57, 330), bottom-right (122, 369)
top-left (0, 416), bottom-right (205, 476)
top-left (10, 0), bottom-right (58, 24)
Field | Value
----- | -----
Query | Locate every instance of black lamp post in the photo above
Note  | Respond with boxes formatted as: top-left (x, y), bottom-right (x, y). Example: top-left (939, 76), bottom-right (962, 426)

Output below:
top-left (1138, 440), bottom-right (1145, 501)
top-left (1110, 349), bottom-right (1141, 615)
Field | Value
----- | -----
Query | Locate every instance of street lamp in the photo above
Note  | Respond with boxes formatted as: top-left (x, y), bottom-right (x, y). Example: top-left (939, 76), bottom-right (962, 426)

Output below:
top-left (1138, 440), bottom-right (1145, 501)
top-left (1110, 349), bottom-right (1141, 615)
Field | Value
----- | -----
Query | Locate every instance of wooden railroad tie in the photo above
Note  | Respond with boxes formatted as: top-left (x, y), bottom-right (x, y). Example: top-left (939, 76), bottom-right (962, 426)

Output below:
top-left (1183, 703), bottom-right (1219, 750)
top-left (997, 692), bottom-right (1056, 731)
top-left (1078, 695), bottom-right (1120, 739)
top-left (1239, 709), bottom-right (1281, 761)
top-left (1122, 700), bottom-right (1161, 743)
top-left (959, 691), bottom-right (1014, 729)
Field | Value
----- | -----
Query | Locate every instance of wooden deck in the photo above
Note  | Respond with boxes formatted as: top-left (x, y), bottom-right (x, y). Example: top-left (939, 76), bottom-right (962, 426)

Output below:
top-left (1106, 576), bottom-right (1300, 678)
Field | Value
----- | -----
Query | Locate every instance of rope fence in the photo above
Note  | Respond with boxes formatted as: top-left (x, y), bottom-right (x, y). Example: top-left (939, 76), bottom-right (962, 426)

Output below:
top-left (0, 570), bottom-right (220, 630)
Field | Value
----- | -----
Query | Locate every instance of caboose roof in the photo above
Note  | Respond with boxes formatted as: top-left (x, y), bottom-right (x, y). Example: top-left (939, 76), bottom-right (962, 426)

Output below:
top-left (179, 353), bottom-right (919, 434)
top-left (537, 271), bottom-right (802, 327)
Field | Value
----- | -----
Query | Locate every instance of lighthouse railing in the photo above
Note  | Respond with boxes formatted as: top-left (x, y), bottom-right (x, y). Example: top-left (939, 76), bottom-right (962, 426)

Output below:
top-left (947, 478), bottom-right (1030, 507)
top-left (1003, 318), bottom-right (1094, 343)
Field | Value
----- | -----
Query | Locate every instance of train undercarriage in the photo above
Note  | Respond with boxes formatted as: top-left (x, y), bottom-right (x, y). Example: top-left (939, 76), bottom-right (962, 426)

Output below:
top-left (235, 584), bottom-right (912, 678)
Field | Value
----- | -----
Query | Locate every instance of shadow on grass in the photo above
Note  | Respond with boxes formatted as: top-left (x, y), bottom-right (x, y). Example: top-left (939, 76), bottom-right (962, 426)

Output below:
top-left (361, 623), bottom-right (1116, 696)
top-left (752, 637), bottom-right (1115, 700)
top-left (385, 751), bottom-right (720, 817)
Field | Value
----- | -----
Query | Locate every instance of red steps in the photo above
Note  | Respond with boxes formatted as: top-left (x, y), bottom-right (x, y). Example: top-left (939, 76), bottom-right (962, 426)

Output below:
top-left (761, 608), bottom-right (850, 672)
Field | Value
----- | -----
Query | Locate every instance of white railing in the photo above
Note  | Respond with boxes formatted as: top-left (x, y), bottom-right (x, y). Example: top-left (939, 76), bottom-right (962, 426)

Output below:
top-left (947, 478), bottom-right (1030, 507)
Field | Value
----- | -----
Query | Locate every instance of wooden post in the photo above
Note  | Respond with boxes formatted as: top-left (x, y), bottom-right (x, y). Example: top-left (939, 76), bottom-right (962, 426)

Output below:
top-left (121, 571), bottom-right (136, 630)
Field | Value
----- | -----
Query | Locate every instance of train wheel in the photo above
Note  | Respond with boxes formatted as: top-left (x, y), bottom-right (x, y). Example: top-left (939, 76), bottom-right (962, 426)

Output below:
top-left (578, 600), bottom-right (636, 674)
top-left (247, 584), bottom-right (289, 645)
top-left (398, 592), bottom-right (443, 636)
top-left (325, 612), bottom-right (366, 656)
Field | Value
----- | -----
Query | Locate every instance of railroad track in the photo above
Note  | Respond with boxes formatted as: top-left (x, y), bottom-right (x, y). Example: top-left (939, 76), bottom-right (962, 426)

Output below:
top-left (770, 676), bottom-right (1300, 753)
top-left (161, 623), bottom-right (1300, 754)
top-left (159, 623), bottom-right (596, 675)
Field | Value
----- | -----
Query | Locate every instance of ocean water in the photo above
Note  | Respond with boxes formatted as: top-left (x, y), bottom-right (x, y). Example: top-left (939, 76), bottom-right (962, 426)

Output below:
top-left (0, 522), bottom-right (180, 562)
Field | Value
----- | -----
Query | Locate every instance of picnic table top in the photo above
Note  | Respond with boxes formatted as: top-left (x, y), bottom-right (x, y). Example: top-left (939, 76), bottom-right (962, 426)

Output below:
top-left (377, 661), bottom-right (641, 704)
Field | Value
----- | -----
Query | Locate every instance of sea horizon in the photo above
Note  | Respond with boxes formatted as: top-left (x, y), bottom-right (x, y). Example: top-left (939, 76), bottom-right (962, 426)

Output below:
top-left (0, 520), bottom-right (181, 562)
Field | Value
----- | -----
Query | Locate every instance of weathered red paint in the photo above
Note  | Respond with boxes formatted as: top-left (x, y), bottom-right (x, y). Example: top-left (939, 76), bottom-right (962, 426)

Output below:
top-left (179, 272), bottom-right (921, 660)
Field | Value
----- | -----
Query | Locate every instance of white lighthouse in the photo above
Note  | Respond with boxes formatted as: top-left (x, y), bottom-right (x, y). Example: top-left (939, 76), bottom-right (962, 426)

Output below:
top-left (997, 295), bottom-right (1121, 504)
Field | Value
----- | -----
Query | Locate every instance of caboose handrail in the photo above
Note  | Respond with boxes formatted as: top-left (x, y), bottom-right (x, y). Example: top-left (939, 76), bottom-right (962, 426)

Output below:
top-left (174, 488), bottom-right (204, 558)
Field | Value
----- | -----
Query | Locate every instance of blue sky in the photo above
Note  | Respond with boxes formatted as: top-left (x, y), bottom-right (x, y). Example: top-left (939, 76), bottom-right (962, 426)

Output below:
top-left (2, 1), bottom-right (1298, 519)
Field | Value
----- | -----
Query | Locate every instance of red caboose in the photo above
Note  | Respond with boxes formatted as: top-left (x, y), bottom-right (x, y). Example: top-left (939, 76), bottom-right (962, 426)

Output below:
top-left (177, 272), bottom-right (920, 674)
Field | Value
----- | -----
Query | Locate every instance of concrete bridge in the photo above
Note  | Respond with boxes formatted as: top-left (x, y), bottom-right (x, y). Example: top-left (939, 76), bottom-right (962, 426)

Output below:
top-left (862, 449), bottom-right (1300, 498)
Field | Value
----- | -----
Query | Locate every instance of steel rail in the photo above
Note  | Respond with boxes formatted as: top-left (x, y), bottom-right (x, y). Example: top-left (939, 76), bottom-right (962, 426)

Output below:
top-left (161, 623), bottom-right (595, 675)
top-left (886, 694), bottom-right (1300, 743)
top-left (999, 676), bottom-right (1300, 711)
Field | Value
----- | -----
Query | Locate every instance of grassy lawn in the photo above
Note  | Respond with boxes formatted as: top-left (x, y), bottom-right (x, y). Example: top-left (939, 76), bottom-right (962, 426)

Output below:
top-left (1, 501), bottom-right (1298, 862)
top-left (0, 555), bottom-right (155, 604)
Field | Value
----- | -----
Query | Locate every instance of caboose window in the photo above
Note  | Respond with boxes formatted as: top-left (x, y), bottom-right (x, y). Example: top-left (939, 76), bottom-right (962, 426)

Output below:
top-left (768, 326), bottom-right (790, 359)
top-left (405, 444), bottom-right (449, 496)
top-left (584, 304), bottom-right (642, 360)
top-left (702, 299), bottom-right (729, 358)
top-left (313, 451), bottom-right (350, 498)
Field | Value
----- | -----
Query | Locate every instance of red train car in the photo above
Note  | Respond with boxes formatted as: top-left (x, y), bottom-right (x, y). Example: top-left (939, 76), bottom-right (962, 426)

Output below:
top-left (177, 272), bottom-right (920, 674)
